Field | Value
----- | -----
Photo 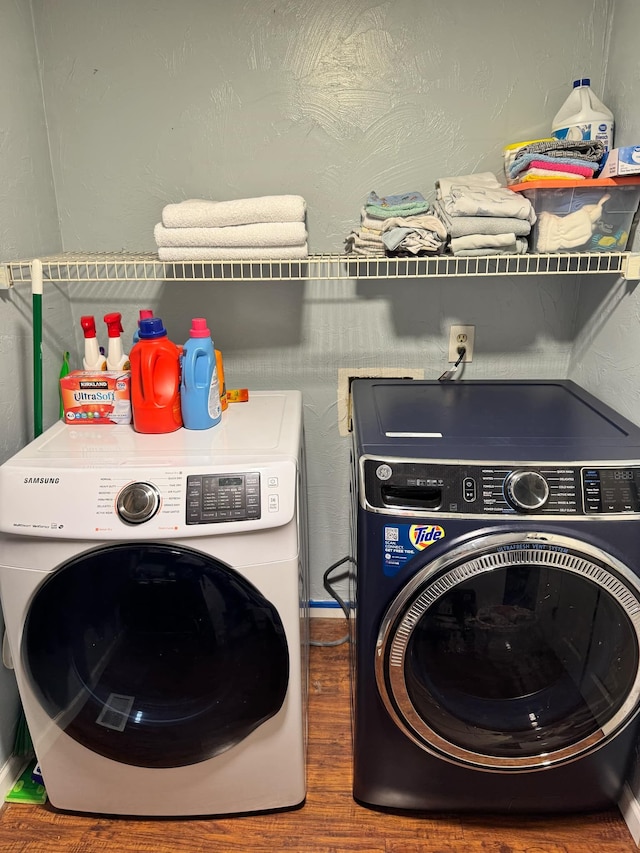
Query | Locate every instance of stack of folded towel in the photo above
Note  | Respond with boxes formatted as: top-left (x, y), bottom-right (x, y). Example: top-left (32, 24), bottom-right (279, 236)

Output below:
top-left (344, 191), bottom-right (446, 256)
top-left (432, 172), bottom-right (535, 255)
top-left (154, 195), bottom-right (308, 261)
top-left (504, 139), bottom-right (606, 185)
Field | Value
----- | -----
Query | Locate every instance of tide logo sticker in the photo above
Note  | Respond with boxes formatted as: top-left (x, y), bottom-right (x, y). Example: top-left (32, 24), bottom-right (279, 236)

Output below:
top-left (383, 523), bottom-right (447, 576)
top-left (409, 524), bottom-right (445, 550)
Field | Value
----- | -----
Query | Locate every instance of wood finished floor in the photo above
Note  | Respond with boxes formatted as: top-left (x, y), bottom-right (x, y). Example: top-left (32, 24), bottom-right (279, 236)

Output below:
top-left (0, 618), bottom-right (638, 852)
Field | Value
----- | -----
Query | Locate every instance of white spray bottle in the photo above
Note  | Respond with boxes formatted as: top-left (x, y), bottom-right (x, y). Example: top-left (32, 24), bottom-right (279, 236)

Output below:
top-left (81, 316), bottom-right (106, 370)
top-left (104, 312), bottom-right (130, 371)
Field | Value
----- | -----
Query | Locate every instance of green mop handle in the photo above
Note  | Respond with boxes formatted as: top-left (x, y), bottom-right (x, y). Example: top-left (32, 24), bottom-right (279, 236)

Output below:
top-left (32, 259), bottom-right (43, 439)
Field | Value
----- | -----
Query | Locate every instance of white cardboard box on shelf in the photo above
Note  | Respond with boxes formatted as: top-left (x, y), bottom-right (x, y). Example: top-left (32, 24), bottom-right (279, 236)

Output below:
top-left (600, 146), bottom-right (640, 177)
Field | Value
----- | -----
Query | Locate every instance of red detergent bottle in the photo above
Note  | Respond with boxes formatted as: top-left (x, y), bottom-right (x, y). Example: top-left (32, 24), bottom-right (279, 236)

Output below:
top-left (129, 317), bottom-right (182, 433)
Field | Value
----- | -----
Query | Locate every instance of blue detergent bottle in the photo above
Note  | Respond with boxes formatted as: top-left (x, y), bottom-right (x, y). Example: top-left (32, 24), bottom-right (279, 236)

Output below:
top-left (180, 318), bottom-right (222, 430)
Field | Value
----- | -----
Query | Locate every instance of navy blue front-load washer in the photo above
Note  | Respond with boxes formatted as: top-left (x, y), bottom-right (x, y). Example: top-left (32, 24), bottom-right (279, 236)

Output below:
top-left (350, 379), bottom-right (640, 813)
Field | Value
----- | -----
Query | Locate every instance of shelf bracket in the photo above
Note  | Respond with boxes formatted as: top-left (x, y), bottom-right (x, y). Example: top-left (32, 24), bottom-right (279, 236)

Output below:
top-left (0, 264), bottom-right (13, 289)
top-left (621, 253), bottom-right (640, 281)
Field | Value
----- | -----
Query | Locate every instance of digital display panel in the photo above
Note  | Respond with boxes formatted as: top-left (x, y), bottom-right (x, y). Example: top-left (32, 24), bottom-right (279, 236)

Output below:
top-left (186, 472), bottom-right (260, 524)
top-left (599, 468), bottom-right (640, 512)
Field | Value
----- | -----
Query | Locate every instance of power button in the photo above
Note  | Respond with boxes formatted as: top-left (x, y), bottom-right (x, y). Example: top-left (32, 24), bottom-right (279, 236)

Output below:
top-left (463, 477), bottom-right (476, 502)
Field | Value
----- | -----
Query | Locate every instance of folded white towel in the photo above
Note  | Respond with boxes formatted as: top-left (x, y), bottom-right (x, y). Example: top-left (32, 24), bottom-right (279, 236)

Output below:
top-left (157, 244), bottom-right (309, 261)
top-left (162, 195), bottom-right (307, 228)
top-left (154, 221), bottom-right (307, 248)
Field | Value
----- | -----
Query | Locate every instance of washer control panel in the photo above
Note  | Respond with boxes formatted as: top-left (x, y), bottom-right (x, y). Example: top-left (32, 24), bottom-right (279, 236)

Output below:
top-left (362, 458), bottom-right (640, 516)
top-left (186, 472), bottom-right (261, 524)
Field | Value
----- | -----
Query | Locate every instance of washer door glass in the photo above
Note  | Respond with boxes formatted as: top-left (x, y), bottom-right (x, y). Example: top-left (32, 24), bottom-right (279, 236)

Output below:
top-left (23, 543), bottom-right (289, 768)
top-left (376, 534), bottom-right (640, 771)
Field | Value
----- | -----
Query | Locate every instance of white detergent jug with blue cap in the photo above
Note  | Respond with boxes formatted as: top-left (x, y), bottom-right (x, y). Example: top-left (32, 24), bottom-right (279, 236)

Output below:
top-left (552, 78), bottom-right (614, 151)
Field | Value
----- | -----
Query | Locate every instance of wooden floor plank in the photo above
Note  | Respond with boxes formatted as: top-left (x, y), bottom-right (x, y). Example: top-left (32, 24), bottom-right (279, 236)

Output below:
top-left (0, 619), bottom-right (638, 852)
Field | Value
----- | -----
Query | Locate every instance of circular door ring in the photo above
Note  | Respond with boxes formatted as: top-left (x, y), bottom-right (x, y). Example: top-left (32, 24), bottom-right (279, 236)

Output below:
top-left (375, 531), bottom-right (640, 772)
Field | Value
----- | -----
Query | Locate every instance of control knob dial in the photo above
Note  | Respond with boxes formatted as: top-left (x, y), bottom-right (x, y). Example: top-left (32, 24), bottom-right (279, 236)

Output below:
top-left (504, 470), bottom-right (549, 512)
top-left (116, 482), bottom-right (161, 524)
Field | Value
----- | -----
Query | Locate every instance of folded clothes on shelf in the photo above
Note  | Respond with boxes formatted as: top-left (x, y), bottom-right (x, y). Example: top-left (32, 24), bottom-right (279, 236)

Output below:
top-left (432, 203), bottom-right (533, 238)
top-left (503, 138), bottom-right (604, 173)
top-left (381, 215), bottom-right (447, 255)
top-left (345, 193), bottom-right (446, 256)
top-left (439, 181), bottom-right (536, 224)
top-left (450, 232), bottom-right (522, 252)
top-left (519, 168), bottom-right (587, 182)
top-left (526, 160), bottom-right (594, 178)
top-left (450, 236), bottom-right (528, 256)
top-left (364, 190), bottom-right (431, 219)
top-left (436, 171), bottom-right (500, 198)
top-left (345, 226), bottom-right (386, 253)
top-left (358, 209), bottom-right (387, 231)
top-left (504, 139), bottom-right (606, 185)
top-left (431, 171), bottom-right (535, 255)
top-left (344, 233), bottom-right (386, 256)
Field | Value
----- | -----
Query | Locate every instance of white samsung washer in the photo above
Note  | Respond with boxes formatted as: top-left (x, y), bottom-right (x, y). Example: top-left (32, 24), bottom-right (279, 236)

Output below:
top-left (0, 390), bottom-right (308, 817)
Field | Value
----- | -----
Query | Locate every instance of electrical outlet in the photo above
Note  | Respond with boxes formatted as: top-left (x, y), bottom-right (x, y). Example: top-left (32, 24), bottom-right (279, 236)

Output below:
top-left (448, 325), bottom-right (475, 362)
top-left (337, 368), bottom-right (425, 436)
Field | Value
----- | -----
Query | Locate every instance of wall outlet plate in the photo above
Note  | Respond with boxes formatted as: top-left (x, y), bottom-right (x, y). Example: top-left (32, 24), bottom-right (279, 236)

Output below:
top-left (337, 367), bottom-right (425, 436)
top-left (448, 325), bottom-right (475, 362)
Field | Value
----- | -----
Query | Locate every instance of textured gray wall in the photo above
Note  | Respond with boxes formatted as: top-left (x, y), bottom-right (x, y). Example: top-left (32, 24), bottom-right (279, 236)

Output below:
top-left (32, 0), bottom-right (612, 254)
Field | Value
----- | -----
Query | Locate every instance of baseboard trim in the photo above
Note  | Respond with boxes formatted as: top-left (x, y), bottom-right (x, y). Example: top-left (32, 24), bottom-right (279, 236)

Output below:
top-left (619, 782), bottom-right (640, 845)
top-left (310, 601), bottom-right (348, 619)
top-left (0, 754), bottom-right (29, 802)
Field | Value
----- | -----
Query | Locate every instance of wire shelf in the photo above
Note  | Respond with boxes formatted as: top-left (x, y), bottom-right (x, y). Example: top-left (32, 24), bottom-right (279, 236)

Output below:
top-left (3, 250), bottom-right (634, 284)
